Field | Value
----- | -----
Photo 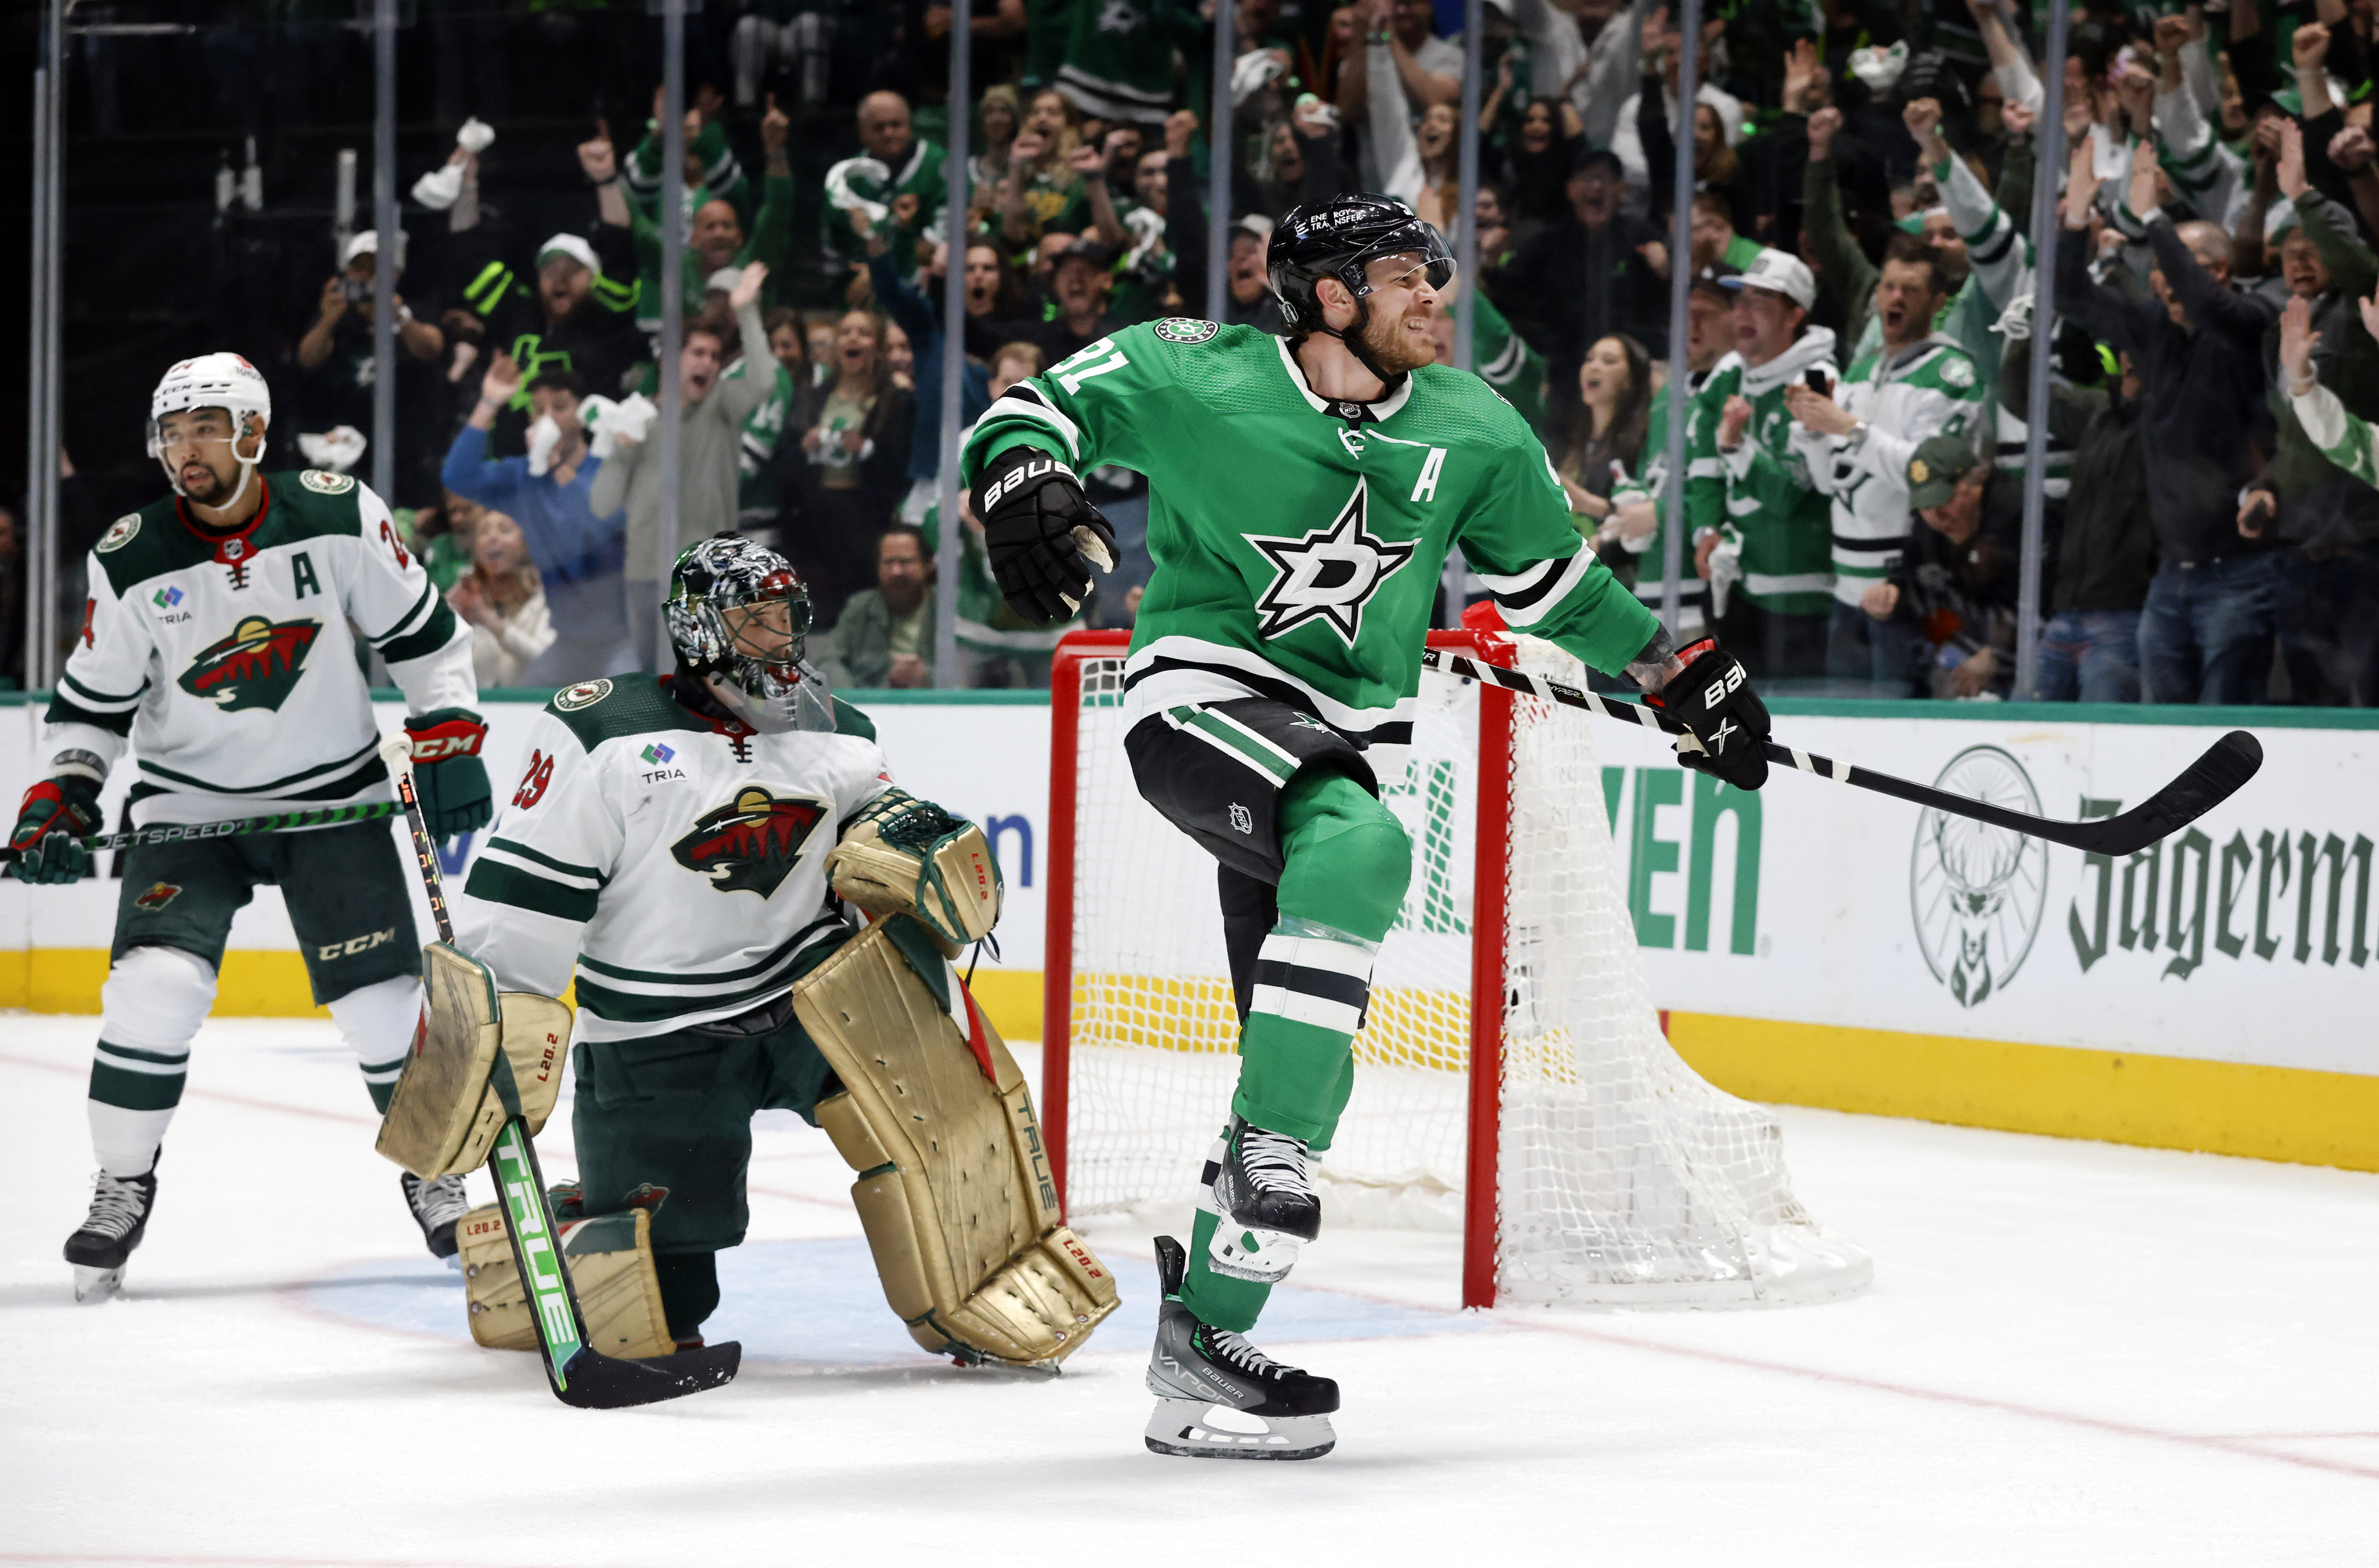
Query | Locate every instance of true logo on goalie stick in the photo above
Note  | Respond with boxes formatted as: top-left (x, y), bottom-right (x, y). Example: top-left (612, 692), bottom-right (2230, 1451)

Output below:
top-left (1910, 745), bottom-right (2049, 1008)
top-left (1244, 477), bottom-right (1417, 646)
top-left (176, 614), bottom-right (322, 712)
top-left (669, 786), bottom-right (828, 898)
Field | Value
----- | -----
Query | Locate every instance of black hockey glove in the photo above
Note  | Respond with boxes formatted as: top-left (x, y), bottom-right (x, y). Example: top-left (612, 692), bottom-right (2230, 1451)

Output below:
top-left (1645, 639), bottom-right (1770, 792)
top-left (6, 776), bottom-right (100, 884)
top-left (972, 444), bottom-right (1116, 625)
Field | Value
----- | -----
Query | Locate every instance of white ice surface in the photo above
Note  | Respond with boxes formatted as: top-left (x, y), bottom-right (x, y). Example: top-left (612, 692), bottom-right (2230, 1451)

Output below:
top-left (3, 1013), bottom-right (2377, 1566)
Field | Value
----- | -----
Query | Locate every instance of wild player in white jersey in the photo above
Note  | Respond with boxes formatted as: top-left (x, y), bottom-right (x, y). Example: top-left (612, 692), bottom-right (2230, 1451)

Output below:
top-left (7, 354), bottom-right (493, 1301)
top-left (446, 537), bottom-right (1117, 1361)
top-left (963, 194), bottom-right (1778, 1458)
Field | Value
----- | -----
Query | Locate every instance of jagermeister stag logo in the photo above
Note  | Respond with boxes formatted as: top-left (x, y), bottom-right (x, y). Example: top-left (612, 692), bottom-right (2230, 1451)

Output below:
top-left (1910, 746), bottom-right (2049, 1007)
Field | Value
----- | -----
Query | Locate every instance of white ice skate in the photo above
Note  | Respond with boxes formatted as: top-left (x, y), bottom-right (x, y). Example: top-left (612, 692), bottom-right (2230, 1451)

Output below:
top-left (1144, 1235), bottom-right (1338, 1460)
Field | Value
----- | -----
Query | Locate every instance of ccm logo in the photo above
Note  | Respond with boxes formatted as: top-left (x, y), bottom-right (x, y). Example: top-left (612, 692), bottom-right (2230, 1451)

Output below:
top-left (319, 927), bottom-right (397, 959)
top-left (1703, 664), bottom-right (1745, 709)
top-left (982, 458), bottom-right (1075, 509)
top-left (409, 733), bottom-right (482, 762)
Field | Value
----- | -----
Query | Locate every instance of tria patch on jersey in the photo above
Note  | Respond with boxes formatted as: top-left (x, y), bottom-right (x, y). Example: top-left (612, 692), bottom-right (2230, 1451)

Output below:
top-left (669, 786), bottom-right (829, 898)
top-left (1245, 477), bottom-right (1417, 645)
top-left (554, 678), bottom-right (613, 712)
top-left (134, 881), bottom-right (184, 911)
top-left (1153, 317), bottom-right (1219, 344)
top-left (299, 469), bottom-right (357, 495)
top-left (177, 614), bottom-right (322, 712)
top-left (98, 515), bottom-right (141, 553)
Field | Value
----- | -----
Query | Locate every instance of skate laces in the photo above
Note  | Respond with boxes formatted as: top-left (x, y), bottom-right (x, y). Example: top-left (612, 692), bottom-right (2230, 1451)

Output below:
top-left (1201, 1325), bottom-right (1293, 1380)
top-left (408, 1173), bottom-right (471, 1227)
top-left (81, 1173), bottom-right (149, 1240)
top-left (1237, 1126), bottom-right (1314, 1199)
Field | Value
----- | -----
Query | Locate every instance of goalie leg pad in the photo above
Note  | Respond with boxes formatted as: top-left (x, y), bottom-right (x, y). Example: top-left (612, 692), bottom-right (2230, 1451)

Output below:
top-left (796, 918), bottom-right (1119, 1368)
top-left (376, 942), bottom-right (572, 1179)
top-left (458, 1200), bottom-right (674, 1360)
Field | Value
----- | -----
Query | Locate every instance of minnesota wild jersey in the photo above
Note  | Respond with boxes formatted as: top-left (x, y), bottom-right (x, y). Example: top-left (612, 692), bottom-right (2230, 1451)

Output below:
top-left (46, 470), bottom-right (475, 826)
top-left (959, 319), bottom-right (1659, 750)
top-left (1790, 334), bottom-right (1985, 608)
top-left (451, 675), bottom-right (893, 1042)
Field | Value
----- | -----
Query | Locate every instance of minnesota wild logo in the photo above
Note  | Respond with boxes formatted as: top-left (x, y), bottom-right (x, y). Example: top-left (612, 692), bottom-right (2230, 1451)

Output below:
top-left (669, 786), bottom-right (828, 898)
top-left (178, 615), bottom-right (321, 712)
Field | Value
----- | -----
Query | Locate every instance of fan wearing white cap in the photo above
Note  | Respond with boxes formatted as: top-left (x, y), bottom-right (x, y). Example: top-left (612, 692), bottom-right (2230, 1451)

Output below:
top-left (297, 229), bottom-right (443, 389)
top-left (1693, 246), bottom-right (1840, 676)
top-left (12, 351), bottom-right (494, 1300)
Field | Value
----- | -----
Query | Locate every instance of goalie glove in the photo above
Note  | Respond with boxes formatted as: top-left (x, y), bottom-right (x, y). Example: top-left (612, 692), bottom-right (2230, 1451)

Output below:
top-left (1644, 639), bottom-right (1770, 792)
top-left (972, 445), bottom-right (1116, 625)
top-left (404, 709), bottom-right (493, 838)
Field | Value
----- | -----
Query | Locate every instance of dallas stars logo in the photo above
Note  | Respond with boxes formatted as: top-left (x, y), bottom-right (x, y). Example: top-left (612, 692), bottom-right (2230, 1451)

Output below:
top-left (1244, 479), bottom-right (1417, 646)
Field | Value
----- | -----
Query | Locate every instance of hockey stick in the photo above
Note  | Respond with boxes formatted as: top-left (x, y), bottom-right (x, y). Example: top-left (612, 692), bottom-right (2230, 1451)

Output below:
top-left (1419, 647), bottom-right (2263, 858)
top-left (382, 739), bottom-right (741, 1409)
top-left (0, 801), bottom-right (405, 864)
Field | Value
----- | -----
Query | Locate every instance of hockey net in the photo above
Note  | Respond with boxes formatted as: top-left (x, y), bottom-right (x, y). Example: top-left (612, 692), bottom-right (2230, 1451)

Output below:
top-left (1045, 630), bottom-right (1870, 1309)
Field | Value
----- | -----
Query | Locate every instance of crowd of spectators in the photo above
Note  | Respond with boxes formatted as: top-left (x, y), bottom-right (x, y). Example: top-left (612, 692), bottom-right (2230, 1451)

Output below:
top-left (17, 0), bottom-right (2379, 710)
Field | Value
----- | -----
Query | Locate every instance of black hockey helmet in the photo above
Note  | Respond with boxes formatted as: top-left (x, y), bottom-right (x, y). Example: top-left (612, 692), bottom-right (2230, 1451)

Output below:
top-left (1267, 192), bottom-right (1454, 340)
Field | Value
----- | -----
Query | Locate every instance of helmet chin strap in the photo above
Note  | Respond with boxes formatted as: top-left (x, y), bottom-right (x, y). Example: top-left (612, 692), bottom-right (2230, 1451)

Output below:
top-left (1316, 294), bottom-right (1406, 400)
top-left (160, 417), bottom-right (264, 512)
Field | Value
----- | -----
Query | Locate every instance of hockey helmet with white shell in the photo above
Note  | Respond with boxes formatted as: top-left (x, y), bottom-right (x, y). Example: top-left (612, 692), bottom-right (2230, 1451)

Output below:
top-left (1267, 193), bottom-right (1454, 372)
top-left (664, 533), bottom-right (828, 733)
top-left (147, 352), bottom-right (274, 501)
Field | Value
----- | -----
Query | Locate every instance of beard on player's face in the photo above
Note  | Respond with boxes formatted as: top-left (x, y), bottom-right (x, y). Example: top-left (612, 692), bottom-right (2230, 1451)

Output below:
top-left (1357, 290), bottom-right (1439, 375)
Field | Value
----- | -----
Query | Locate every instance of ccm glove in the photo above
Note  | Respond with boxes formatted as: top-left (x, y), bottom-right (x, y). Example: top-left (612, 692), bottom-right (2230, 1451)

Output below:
top-left (1646, 639), bottom-right (1770, 792)
top-left (404, 708), bottom-right (493, 837)
top-left (8, 776), bottom-right (102, 884)
top-left (972, 444), bottom-right (1116, 625)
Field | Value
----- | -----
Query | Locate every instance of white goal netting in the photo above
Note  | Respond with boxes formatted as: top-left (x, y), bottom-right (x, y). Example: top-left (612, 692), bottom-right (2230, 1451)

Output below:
top-left (1057, 636), bottom-right (1869, 1307)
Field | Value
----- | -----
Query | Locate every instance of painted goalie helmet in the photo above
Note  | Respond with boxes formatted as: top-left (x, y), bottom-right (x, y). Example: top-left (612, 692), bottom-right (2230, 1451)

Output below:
top-left (664, 534), bottom-right (822, 733)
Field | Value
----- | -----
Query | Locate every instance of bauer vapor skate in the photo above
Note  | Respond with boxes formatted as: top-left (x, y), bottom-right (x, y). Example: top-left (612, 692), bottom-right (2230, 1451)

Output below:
top-left (1203, 1114), bottom-right (1321, 1283)
top-left (65, 1165), bottom-right (160, 1304)
top-left (400, 1171), bottom-right (471, 1263)
top-left (1144, 1235), bottom-right (1338, 1460)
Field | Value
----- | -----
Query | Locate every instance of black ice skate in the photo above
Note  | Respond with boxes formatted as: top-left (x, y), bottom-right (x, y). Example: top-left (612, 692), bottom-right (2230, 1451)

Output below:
top-left (1203, 1114), bottom-right (1320, 1283)
top-left (400, 1171), bottom-right (470, 1263)
top-left (1144, 1235), bottom-right (1338, 1461)
top-left (64, 1166), bottom-right (159, 1304)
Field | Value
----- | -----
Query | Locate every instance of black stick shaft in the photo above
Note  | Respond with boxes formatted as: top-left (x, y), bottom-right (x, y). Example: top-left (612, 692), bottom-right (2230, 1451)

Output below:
top-left (389, 758), bottom-right (457, 946)
top-left (1, 800), bottom-right (404, 864)
top-left (1420, 647), bottom-right (2259, 857)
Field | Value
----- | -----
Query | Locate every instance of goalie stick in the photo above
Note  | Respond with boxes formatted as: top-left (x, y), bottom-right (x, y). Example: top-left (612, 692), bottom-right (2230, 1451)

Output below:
top-left (1418, 647), bottom-right (2263, 858)
top-left (382, 738), bottom-right (742, 1409)
top-left (0, 801), bottom-right (403, 864)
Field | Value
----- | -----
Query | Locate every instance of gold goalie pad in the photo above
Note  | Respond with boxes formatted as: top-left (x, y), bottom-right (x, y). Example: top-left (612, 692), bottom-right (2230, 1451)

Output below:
top-left (458, 1200), bottom-right (674, 1360)
top-left (825, 793), bottom-right (1002, 957)
top-left (794, 918), bottom-right (1118, 1369)
top-left (376, 941), bottom-right (573, 1179)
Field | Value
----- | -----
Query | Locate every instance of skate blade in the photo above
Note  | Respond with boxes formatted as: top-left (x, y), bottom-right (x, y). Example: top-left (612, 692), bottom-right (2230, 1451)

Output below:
top-left (72, 1265), bottom-right (124, 1304)
top-left (1207, 1224), bottom-right (1305, 1284)
top-left (1142, 1398), bottom-right (1335, 1461)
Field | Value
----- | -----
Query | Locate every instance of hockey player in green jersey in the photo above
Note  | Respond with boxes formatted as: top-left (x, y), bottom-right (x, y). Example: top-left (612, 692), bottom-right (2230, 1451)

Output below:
top-left (960, 193), bottom-right (1776, 1459)
top-left (7, 353), bottom-right (494, 1301)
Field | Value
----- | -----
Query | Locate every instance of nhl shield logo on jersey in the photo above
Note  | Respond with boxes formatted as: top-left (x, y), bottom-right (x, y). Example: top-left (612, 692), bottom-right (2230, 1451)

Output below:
top-left (176, 615), bottom-right (322, 712)
top-left (1244, 477), bottom-right (1417, 645)
top-left (669, 786), bottom-right (829, 898)
top-left (133, 882), bottom-right (184, 911)
top-left (1153, 318), bottom-right (1220, 344)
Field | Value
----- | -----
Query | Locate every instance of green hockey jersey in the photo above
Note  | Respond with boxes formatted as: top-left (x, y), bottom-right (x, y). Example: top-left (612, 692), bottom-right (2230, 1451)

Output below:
top-left (1612, 365), bottom-right (1726, 636)
top-left (1693, 330), bottom-right (1839, 616)
top-left (959, 319), bottom-right (1659, 751)
top-left (822, 139), bottom-right (950, 268)
top-left (1469, 291), bottom-right (1548, 439)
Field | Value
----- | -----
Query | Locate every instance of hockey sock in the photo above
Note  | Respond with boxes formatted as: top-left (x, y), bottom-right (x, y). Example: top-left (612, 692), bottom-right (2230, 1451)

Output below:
top-left (327, 975), bottom-right (422, 1116)
top-left (88, 945), bottom-right (216, 1179)
top-left (653, 1250), bottom-right (721, 1342)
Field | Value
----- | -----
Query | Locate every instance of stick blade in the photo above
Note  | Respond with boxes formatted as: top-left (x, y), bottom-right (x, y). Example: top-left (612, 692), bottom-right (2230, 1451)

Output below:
top-left (2082, 730), bottom-right (2264, 857)
top-left (554, 1340), bottom-right (742, 1409)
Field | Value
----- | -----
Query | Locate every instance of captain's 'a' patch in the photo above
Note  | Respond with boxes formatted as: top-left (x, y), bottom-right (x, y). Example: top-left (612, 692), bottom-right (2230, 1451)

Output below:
top-left (1244, 477), bottom-right (1417, 645)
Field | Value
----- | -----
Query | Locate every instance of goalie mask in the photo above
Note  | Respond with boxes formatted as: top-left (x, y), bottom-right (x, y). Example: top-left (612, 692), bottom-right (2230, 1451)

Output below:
top-left (147, 352), bottom-right (274, 505)
top-left (1268, 194), bottom-right (1455, 383)
top-left (664, 534), bottom-right (831, 734)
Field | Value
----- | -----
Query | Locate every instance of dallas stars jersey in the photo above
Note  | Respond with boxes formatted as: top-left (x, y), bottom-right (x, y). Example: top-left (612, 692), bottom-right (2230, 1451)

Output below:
top-left (958, 319), bottom-right (1659, 753)
top-left (46, 470), bottom-right (475, 826)
top-left (451, 675), bottom-right (893, 1042)
top-left (1789, 334), bottom-right (1986, 608)
top-left (1695, 330), bottom-right (1840, 616)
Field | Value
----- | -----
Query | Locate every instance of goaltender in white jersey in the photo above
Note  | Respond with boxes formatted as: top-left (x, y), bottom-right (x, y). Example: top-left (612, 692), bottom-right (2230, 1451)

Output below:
top-left (8, 353), bottom-right (494, 1301)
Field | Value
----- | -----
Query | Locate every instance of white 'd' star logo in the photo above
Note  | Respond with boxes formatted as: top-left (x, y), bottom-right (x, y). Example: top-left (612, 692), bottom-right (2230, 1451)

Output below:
top-left (1245, 478), bottom-right (1417, 645)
